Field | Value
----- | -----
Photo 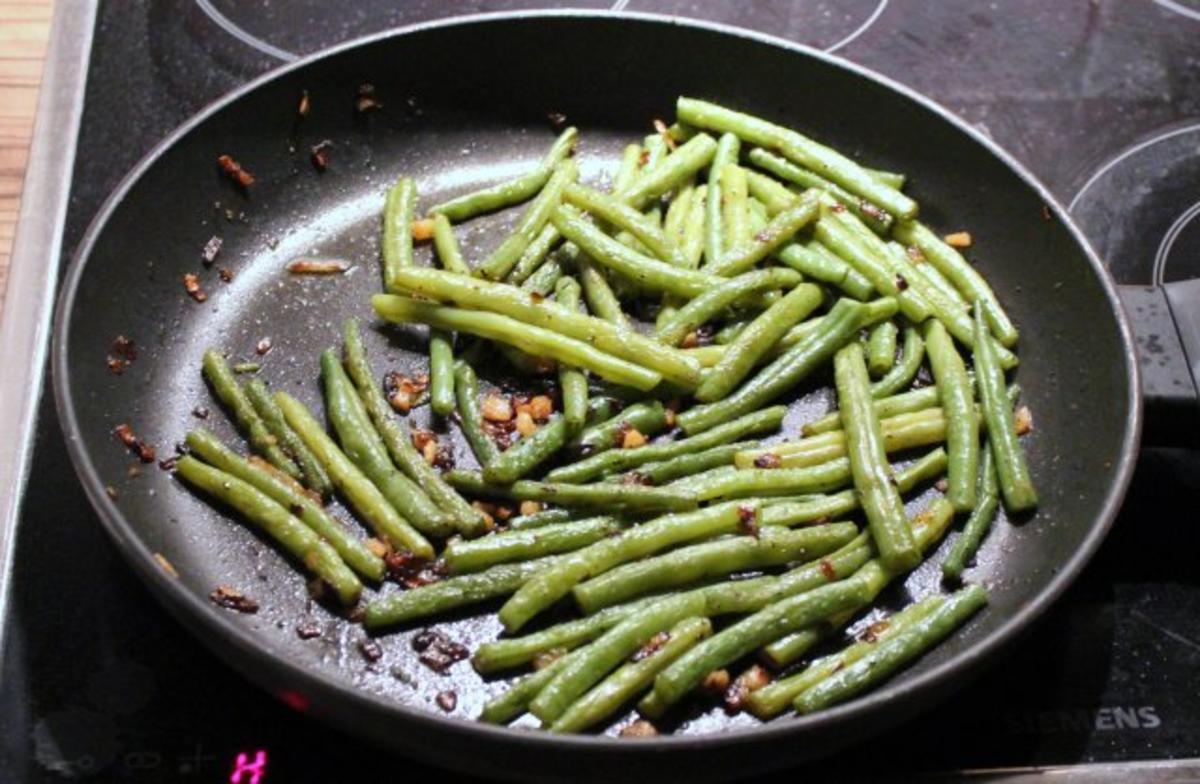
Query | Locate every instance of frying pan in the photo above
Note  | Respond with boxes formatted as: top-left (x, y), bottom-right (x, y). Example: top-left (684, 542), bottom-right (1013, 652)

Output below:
top-left (52, 10), bottom-right (1179, 782)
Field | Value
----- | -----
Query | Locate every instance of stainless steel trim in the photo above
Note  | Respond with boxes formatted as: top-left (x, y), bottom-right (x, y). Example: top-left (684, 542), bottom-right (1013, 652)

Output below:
top-left (0, 0), bottom-right (98, 656)
top-left (958, 757), bottom-right (1200, 783)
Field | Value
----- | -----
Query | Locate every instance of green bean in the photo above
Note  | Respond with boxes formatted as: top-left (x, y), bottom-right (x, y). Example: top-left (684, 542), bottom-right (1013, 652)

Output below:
top-left (866, 321), bottom-right (899, 378)
top-left (551, 618), bottom-right (713, 733)
top-left (655, 267), bottom-right (803, 346)
top-left (569, 400), bottom-right (668, 456)
top-left (342, 321), bottom-right (486, 536)
top-left (746, 148), bottom-right (892, 234)
top-left (663, 181), bottom-right (694, 244)
top-left (676, 97), bottom-right (917, 219)
top-left (747, 594), bottom-right (944, 717)
top-left (521, 254), bottom-right (564, 295)
top-left (647, 576), bottom-right (872, 713)
top-left (669, 459), bottom-right (851, 502)
top-left (742, 168), bottom-right (795, 216)
top-left (474, 598), bottom-right (658, 673)
top-left (551, 277), bottom-right (589, 433)
top-left (678, 184), bottom-right (708, 268)
top-left (507, 224), bottom-right (561, 284)
top-left (320, 351), bottom-right (452, 537)
top-left (868, 168), bottom-right (906, 189)
top-left (974, 304), bottom-right (1037, 511)
top-left (640, 133), bottom-right (670, 176)
top-left (708, 191), bottom-right (819, 277)
top-left (574, 255), bottom-right (629, 329)
top-left (530, 591), bottom-right (710, 723)
top-left (618, 133), bottom-right (718, 210)
top-left (184, 429), bottom-right (383, 582)
top-left (429, 127), bottom-right (577, 221)
top-left (704, 133), bottom-right (740, 266)
top-left (795, 584), bottom-right (988, 713)
top-left (498, 500), bottom-right (756, 632)
top-left (507, 507), bottom-right (576, 531)
top-left (427, 221), bottom-right (461, 418)
top-left (677, 298), bottom-right (866, 434)
top-left (574, 522), bottom-right (859, 614)
top-left (908, 246), bottom-right (967, 310)
top-left (780, 297), bottom-right (897, 351)
top-left (885, 249), bottom-right (1014, 373)
top-left (444, 470), bottom-right (698, 516)
top-left (551, 206), bottom-right (719, 300)
top-left (176, 456), bottom-right (362, 605)
top-left (683, 345), bottom-right (723, 368)
top-left (427, 330), bottom-right (456, 417)
top-left (530, 532), bottom-right (873, 720)
top-left (803, 386), bottom-right (942, 435)
top-left (894, 220), bottom-right (1018, 347)
top-left (547, 406), bottom-right (786, 484)
top-left (611, 441), bottom-right (755, 486)
top-left (564, 182), bottom-right (685, 268)
top-left (201, 349), bottom-right (300, 480)
top-left (747, 195), bottom-right (770, 229)
top-left (386, 267), bottom-right (702, 389)
top-left (381, 176), bottom-right (417, 291)
top-left (482, 653), bottom-right (575, 724)
top-left (941, 445), bottom-right (1000, 580)
top-left (275, 391), bottom-right (434, 559)
top-left (695, 284), bottom-right (824, 402)
top-left (757, 447), bottom-right (947, 529)
top-left (720, 163), bottom-right (750, 252)
top-left (483, 415), bottom-right (570, 484)
top-left (613, 143), bottom-right (642, 193)
top-left (763, 496), bottom-right (957, 668)
top-left (242, 378), bottom-right (332, 498)
top-left (430, 213), bottom-right (468, 273)
top-left (477, 160), bottom-right (577, 281)
top-left (736, 408), bottom-right (949, 469)
top-left (870, 326), bottom-right (924, 399)
top-left (774, 240), bottom-right (874, 301)
top-left (757, 618), bottom-right (842, 672)
top-left (373, 295), bottom-right (661, 391)
top-left (648, 498), bottom-right (955, 714)
top-left (444, 515), bottom-right (624, 575)
top-left (814, 212), bottom-right (930, 323)
top-left (363, 556), bottom-right (559, 629)
top-left (836, 342), bottom-right (919, 571)
top-left (924, 319), bottom-right (978, 511)
top-left (452, 360), bottom-right (500, 467)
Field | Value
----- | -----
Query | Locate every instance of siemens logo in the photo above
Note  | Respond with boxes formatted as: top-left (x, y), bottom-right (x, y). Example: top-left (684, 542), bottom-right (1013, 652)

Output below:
top-left (1003, 706), bottom-right (1161, 734)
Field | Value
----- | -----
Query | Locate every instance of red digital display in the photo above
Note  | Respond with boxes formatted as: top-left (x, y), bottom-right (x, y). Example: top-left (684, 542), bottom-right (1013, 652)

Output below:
top-left (229, 749), bottom-right (268, 783)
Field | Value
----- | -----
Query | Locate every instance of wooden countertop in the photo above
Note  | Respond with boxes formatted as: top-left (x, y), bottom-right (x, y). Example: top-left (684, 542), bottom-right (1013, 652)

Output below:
top-left (0, 0), bottom-right (55, 310)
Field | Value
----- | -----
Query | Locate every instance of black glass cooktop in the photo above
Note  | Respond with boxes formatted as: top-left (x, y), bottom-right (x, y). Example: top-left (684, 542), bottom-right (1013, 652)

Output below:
top-left (1, 1), bottom-right (1198, 781)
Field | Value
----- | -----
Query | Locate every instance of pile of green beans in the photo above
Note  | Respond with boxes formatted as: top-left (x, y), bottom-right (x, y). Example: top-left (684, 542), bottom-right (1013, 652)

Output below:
top-left (177, 98), bottom-right (1035, 737)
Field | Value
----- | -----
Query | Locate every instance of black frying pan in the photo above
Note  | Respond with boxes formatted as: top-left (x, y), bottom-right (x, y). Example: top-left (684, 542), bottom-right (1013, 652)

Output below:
top-left (52, 11), bottom-right (1154, 782)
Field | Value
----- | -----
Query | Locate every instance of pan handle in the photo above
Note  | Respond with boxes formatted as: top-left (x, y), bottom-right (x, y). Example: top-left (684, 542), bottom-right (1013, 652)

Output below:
top-left (1118, 281), bottom-right (1200, 446)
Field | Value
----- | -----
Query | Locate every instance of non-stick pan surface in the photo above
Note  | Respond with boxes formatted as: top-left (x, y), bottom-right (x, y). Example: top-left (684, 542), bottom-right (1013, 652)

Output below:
top-left (52, 12), bottom-right (1139, 782)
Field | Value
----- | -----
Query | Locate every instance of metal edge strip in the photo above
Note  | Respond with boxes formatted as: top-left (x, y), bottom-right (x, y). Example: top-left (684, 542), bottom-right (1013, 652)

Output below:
top-left (0, 0), bottom-right (98, 659)
top-left (47, 10), bottom-right (1143, 755)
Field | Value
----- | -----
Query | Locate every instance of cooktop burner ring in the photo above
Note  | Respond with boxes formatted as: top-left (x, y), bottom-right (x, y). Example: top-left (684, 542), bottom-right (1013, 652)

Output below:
top-left (191, 0), bottom-right (889, 61)
top-left (1069, 121), bottom-right (1200, 285)
top-left (192, 0), bottom-right (297, 62)
top-left (1153, 0), bottom-right (1200, 22)
top-left (1154, 199), bottom-right (1200, 286)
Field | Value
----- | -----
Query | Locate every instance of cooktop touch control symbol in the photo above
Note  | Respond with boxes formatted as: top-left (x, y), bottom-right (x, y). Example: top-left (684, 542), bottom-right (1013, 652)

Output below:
top-left (229, 749), bottom-right (269, 783)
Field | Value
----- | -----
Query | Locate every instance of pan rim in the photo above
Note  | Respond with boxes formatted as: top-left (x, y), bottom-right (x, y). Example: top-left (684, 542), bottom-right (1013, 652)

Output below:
top-left (51, 8), bottom-right (1142, 756)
